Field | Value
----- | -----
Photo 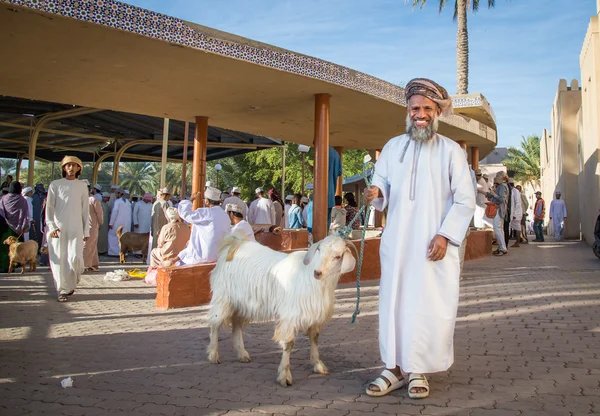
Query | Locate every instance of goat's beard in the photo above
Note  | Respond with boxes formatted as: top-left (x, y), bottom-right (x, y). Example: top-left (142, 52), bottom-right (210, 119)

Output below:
top-left (406, 114), bottom-right (439, 142)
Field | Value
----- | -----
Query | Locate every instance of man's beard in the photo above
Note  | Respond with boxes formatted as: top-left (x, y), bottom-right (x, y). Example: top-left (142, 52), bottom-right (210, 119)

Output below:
top-left (406, 114), bottom-right (439, 142)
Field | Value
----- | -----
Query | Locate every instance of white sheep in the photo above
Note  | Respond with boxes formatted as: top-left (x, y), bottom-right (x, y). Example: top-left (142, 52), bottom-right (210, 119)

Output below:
top-left (207, 232), bottom-right (357, 387)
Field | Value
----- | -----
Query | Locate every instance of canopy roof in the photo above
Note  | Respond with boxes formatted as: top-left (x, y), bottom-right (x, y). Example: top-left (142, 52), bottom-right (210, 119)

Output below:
top-left (0, 96), bottom-right (281, 163)
top-left (0, 0), bottom-right (498, 157)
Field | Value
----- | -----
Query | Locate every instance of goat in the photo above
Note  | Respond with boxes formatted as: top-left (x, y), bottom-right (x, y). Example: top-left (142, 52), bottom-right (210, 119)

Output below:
top-left (116, 226), bottom-right (149, 264)
top-left (207, 232), bottom-right (357, 387)
top-left (3, 236), bottom-right (38, 274)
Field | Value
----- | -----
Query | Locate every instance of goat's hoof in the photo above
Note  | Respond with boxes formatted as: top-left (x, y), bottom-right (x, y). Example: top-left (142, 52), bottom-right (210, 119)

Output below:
top-left (277, 372), bottom-right (293, 387)
top-left (207, 353), bottom-right (221, 364)
top-left (238, 352), bottom-right (251, 363)
top-left (313, 361), bottom-right (329, 375)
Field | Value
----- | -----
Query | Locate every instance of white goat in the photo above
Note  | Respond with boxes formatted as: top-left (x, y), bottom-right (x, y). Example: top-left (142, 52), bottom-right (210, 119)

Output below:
top-left (207, 233), bottom-right (357, 386)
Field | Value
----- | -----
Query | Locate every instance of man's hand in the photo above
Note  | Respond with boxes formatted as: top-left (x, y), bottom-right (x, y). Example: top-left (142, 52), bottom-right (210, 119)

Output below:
top-left (109, 225), bottom-right (113, 230)
top-left (83, 237), bottom-right (89, 242)
top-left (134, 224), bottom-right (139, 229)
top-left (363, 186), bottom-right (382, 205)
top-left (428, 234), bottom-right (449, 262)
top-left (549, 217), bottom-right (552, 220)
top-left (50, 229), bottom-right (60, 238)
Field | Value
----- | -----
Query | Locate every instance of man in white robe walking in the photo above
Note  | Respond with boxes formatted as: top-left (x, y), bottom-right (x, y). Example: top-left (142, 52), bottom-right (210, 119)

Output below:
top-left (108, 189), bottom-right (131, 256)
top-left (363, 78), bottom-right (475, 399)
top-left (248, 187), bottom-right (276, 225)
top-left (164, 187), bottom-right (230, 266)
top-left (46, 156), bottom-right (90, 302)
top-left (549, 191), bottom-right (567, 241)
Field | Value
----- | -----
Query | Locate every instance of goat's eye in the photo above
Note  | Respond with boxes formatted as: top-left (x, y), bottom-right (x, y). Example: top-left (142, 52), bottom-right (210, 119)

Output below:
top-left (334, 255), bottom-right (342, 260)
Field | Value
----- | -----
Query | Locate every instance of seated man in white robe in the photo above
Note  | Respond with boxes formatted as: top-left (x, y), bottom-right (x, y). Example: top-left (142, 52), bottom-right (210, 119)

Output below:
top-left (165, 187), bottom-right (231, 266)
top-left (225, 201), bottom-right (255, 241)
top-left (150, 207), bottom-right (191, 267)
top-left (363, 78), bottom-right (475, 399)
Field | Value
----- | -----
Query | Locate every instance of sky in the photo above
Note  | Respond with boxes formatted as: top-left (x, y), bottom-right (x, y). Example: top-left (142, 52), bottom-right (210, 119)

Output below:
top-left (124, 0), bottom-right (595, 149)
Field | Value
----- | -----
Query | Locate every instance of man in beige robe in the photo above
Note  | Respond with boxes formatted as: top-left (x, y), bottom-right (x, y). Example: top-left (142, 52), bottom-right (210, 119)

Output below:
top-left (84, 187), bottom-right (104, 271)
top-left (150, 207), bottom-right (190, 267)
top-left (151, 187), bottom-right (171, 250)
top-left (97, 192), bottom-right (110, 255)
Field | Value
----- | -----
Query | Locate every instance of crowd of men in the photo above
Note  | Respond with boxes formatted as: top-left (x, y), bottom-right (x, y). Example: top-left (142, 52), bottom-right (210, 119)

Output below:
top-left (472, 170), bottom-right (568, 256)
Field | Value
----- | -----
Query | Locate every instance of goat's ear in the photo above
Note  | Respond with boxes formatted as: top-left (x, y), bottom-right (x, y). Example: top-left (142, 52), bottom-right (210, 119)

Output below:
top-left (341, 248), bottom-right (357, 274)
top-left (303, 241), bottom-right (321, 265)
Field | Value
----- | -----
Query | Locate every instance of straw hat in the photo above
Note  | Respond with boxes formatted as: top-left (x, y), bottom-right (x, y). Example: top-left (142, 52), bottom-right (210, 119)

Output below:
top-left (60, 155), bottom-right (83, 168)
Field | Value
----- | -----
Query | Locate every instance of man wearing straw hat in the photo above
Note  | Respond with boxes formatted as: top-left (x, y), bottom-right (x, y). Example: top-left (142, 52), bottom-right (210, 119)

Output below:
top-left (46, 156), bottom-right (90, 302)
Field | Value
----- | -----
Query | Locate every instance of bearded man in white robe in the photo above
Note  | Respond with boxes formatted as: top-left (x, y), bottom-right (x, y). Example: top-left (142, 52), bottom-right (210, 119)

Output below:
top-left (363, 78), bottom-right (475, 399)
top-left (549, 191), bottom-right (567, 240)
top-left (108, 189), bottom-right (131, 256)
top-left (46, 156), bottom-right (90, 302)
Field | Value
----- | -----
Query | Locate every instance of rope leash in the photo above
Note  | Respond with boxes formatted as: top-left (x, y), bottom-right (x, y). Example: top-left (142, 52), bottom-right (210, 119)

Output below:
top-left (337, 160), bottom-right (375, 323)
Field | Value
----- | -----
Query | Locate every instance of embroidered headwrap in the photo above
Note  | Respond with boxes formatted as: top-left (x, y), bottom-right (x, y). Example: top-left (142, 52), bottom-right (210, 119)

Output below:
top-left (405, 78), bottom-right (453, 117)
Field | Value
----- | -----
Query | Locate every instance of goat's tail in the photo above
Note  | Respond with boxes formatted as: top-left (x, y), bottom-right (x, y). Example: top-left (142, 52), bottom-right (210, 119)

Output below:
top-left (116, 225), bottom-right (124, 239)
top-left (218, 230), bottom-right (250, 262)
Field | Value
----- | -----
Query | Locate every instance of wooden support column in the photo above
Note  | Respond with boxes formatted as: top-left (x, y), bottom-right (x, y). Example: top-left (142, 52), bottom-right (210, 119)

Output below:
top-left (333, 146), bottom-right (343, 196)
top-left (374, 149), bottom-right (384, 228)
top-left (457, 140), bottom-right (468, 153)
top-left (15, 154), bottom-right (22, 182)
top-left (192, 117), bottom-right (208, 210)
top-left (313, 94), bottom-right (330, 243)
top-left (471, 146), bottom-right (480, 170)
top-left (160, 118), bottom-right (170, 188)
top-left (181, 121), bottom-right (189, 197)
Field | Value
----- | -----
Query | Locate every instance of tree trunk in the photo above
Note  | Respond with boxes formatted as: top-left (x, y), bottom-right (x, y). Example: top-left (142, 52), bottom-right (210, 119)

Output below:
top-left (456, 0), bottom-right (469, 94)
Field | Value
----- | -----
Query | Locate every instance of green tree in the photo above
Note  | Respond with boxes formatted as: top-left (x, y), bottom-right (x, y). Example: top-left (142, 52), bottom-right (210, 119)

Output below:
top-left (0, 158), bottom-right (17, 179)
top-left (408, 0), bottom-right (496, 94)
top-left (502, 134), bottom-right (541, 189)
top-left (119, 162), bottom-right (156, 195)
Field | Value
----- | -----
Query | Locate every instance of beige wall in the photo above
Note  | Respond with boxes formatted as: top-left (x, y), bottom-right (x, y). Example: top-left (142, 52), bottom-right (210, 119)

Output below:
top-left (579, 16), bottom-right (600, 244)
top-left (541, 79), bottom-right (583, 239)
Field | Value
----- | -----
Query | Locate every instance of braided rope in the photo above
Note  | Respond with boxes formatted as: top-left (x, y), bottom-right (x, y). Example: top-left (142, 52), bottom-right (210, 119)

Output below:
top-left (337, 161), bottom-right (374, 323)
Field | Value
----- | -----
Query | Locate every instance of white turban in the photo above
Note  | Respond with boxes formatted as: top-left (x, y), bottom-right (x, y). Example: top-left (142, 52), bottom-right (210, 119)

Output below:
top-left (165, 207), bottom-right (180, 222)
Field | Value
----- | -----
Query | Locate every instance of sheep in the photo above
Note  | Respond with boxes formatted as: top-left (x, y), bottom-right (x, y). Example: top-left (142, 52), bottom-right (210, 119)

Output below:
top-left (207, 232), bottom-right (357, 387)
top-left (3, 236), bottom-right (38, 274)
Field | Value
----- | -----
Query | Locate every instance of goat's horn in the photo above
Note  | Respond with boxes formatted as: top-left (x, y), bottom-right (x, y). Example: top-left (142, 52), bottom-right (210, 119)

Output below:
top-left (303, 240), bottom-right (322, 265)
top-left (345, 240), bottom-right (359, 260)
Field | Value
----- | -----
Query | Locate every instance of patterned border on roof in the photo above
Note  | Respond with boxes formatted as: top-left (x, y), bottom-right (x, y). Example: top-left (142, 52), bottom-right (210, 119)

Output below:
top-left (2, 0), bottom-right (496, 133)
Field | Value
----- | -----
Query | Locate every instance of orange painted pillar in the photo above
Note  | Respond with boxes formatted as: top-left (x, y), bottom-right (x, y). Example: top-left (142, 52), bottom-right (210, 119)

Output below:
top-left (313, 94), bottom-right (331, 243)
top-left (181, 121), bottom-right (189, 198)
top-left (333, 146), bottom-right (343, 196)
top-left (471, 146), bottom-right (480, 170)
top-left (192, 116), bottom-right (208, 209)
top-left (457, 140), bottom-right (468, 152)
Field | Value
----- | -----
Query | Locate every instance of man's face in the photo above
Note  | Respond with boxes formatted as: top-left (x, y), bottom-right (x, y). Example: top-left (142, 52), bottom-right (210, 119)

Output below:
top-left (408, 95), bottom-right (440, 130)
top-left (536, 194), bottom-right (541, 200)
top-left (103, 197), bottom-right (109, 203)
top-left (556, 193), bottom-right (561, 199)
top-left (64, 163), bottom-right (80, 179)
top-left (516, 186), bottom-right (522, 192)
top-left (164, 194), bottom-right (171, 201)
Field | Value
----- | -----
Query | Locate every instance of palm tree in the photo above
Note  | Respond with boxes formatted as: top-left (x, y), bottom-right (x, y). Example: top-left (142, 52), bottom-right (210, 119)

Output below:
top-left (408, 0), bottom-right (496, 94)
top-left (119, 162), bottom-right (156, 196)
top-left (503, 134), bottom-right (541, 189)
top-left (0, 158), bottom-right (17, 179)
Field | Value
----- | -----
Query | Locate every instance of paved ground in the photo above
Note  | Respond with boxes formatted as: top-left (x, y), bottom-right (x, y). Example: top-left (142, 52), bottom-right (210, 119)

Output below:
top-left (0, 238), bottom-right (599, 416)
